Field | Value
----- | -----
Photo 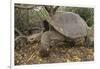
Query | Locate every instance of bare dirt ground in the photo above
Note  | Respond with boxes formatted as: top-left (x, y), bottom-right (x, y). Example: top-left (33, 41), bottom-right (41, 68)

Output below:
top-left (15, 39), bottom-right (94, 65)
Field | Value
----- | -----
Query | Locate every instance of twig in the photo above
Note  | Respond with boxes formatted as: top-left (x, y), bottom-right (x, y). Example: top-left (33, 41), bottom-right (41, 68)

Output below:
top-left (15, 28), bottom-right (24, 36)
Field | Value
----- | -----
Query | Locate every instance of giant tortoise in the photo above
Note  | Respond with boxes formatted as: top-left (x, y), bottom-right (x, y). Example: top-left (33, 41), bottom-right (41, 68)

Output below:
top-left (39, 12), bottom-right (93, 57)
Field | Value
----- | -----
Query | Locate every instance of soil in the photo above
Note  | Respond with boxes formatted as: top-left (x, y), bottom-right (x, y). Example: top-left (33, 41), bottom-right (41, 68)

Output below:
top-left (15, 38), bottom-right (94, 65)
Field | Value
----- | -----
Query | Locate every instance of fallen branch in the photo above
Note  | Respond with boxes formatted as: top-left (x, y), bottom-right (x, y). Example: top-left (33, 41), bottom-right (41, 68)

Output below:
top-left (15, 36), bottom-right (27, 41)
top-left (15, 28), bottom-right (24, 36)
top-left (15, 4), bottom-right (35, 9)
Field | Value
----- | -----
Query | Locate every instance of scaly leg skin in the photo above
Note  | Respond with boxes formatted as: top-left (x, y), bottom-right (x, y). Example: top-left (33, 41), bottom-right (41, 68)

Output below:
top-left (39, 31), bottom-right (65, 57)
top-left (84, 36), bottom-right (93, 47)
top-left (39, 31), bottom-right (50, 57)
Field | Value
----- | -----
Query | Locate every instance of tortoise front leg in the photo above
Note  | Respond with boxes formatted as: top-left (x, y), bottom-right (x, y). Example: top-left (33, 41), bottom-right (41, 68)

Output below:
top-left (39, 31), bottom-right (51, 57)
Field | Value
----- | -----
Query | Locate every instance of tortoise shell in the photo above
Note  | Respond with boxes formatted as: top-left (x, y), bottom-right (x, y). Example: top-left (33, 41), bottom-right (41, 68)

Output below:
top-left (48, 12), bottom-right (88, 39)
